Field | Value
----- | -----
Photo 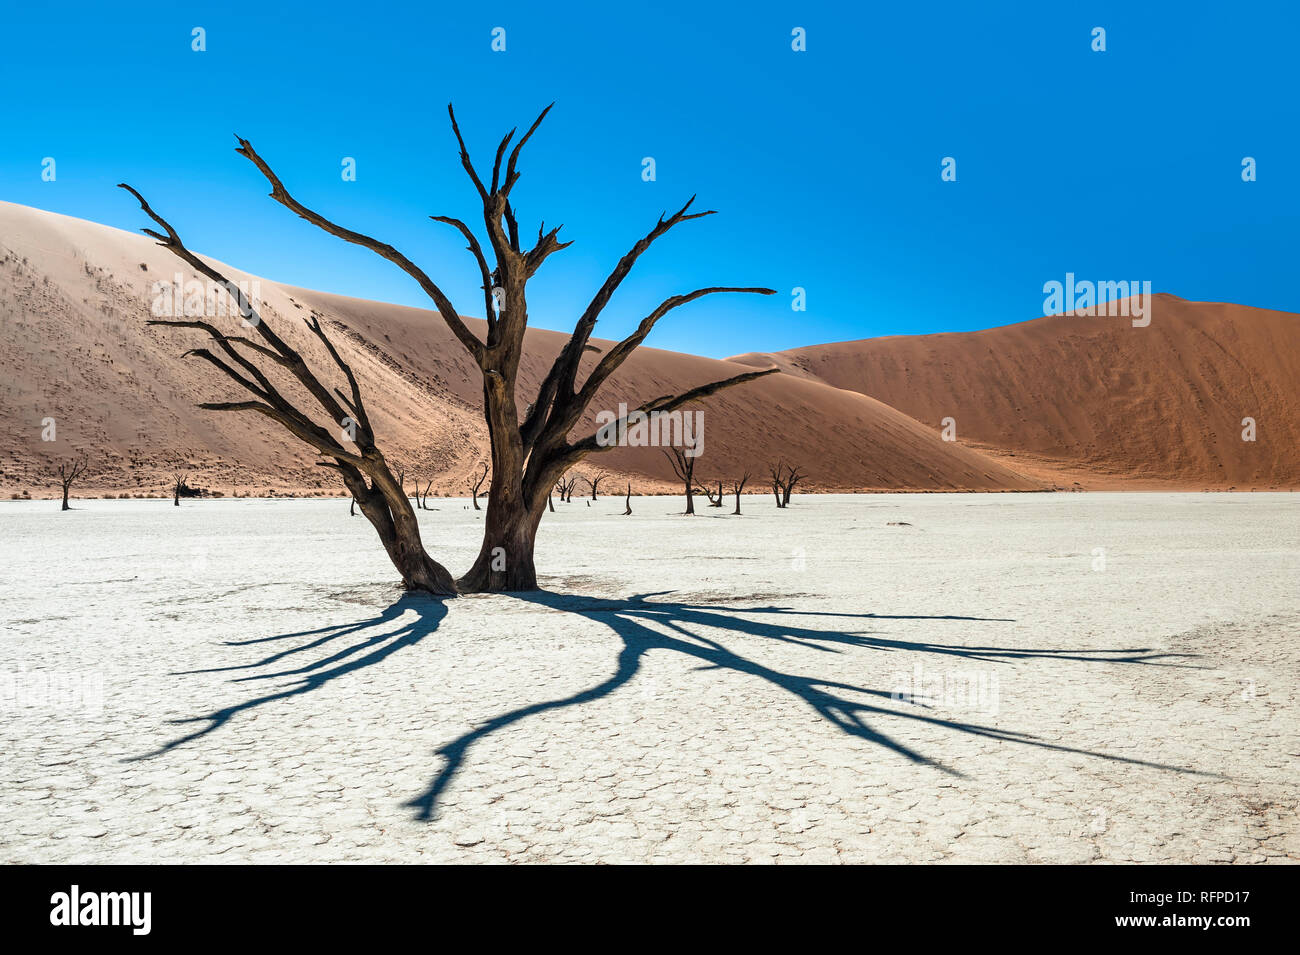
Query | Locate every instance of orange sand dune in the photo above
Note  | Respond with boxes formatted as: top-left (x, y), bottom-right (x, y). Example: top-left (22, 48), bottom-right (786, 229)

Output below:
top-left (732, 296), bottom-right (1300, 490)
top-left (0, 201), bottom-right (1035, 497)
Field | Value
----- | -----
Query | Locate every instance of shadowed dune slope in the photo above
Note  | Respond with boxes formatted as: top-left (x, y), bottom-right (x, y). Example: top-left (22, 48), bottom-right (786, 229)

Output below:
top-left (732, 296), bottom-right (1300, 489)
top-left (0, 201), bottom-right (1036, 495)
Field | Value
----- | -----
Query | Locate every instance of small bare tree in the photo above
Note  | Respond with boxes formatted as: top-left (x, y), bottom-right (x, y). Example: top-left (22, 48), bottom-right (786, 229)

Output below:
top-left (623, 481), bottom-right (632, 516)
top-left (731, 472), bottom-right (750, 514)
top-left (172, 472), bottom-right (188, 507)
top-left (468, 462), bottom-right (489, 510)
top-left (782, 464), bottom-right (805, 506)
top-left (768, 461), bottom-right (787, 509)
top-left (702, 480), bottom-right (725, 507)
top-left (585, 470), bottom-right (607, 501)
top-left (663, 445), bottom-right (699, 515)
top-left (556, 475), bottom-right (579, 503)
top-left (55, 459), bottom-right (87, 511)
top-left (420, 478), bottom-right (434, 510)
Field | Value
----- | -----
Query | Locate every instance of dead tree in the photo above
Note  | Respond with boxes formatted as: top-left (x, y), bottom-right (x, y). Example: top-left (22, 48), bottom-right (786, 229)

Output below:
top-left (585, 470), bottom-right (606, 501)
top-left (703, 480), bottom-right (725, 507)
top-left (766, 461), bottom-right (805, 508)
top-left (782, 465), bottom-right (805, 506)
top-left (172, 472), bottom-right (188, 506)
top-left (664, 445), bottom-right (700, 515)
top-left (55, 459), bottom-right (87, 511)
top-left (731, 472), bottom-right (750, 515)
top-left (468, 462), bottom-right (489, 510)
top-left (120, 104), bottom-right (776, 593)
top-left (768, 461), bottom-right (787, 508)
top-left (420, 479), bottom-right (434, 510)
top-left (623, 481), bottom-right (632, 516)
top-left (556, 475), bottom-right (578, 503)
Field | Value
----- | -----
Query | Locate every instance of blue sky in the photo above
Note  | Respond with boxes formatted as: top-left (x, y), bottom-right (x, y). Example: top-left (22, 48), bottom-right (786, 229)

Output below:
top-left (2, 1), bottom-right (1296, 358)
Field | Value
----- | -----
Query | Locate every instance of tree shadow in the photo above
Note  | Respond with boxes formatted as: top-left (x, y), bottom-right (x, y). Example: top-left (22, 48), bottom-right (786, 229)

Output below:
top-left (128, 593), bottom-right (448, 760)
top-left (403, 590), bottom-right (1206, 821)
top-left (134, 587), bottom-right (1208, 818)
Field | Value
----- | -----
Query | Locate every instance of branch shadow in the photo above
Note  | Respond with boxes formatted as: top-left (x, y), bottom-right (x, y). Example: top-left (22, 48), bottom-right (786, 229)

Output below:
top-left (404, 589), bottom-right (1207, 821)
top-left (128, 593), bottom-right (448, 761)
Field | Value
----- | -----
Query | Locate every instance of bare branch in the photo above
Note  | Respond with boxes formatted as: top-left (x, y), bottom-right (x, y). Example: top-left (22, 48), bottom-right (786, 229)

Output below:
top-left (502, 102), bottom-right (554, 197)
top-left (446, 104), bottom-right (490, 202)
top-left (122, 184), bottom-right (354, 432)
top-left (524, 196), bottom-right (736, 451)
top-left (430, 215), bottom-right (496, 325)
top-left (571, 366), bottom-right (778, 454)
top-left (306, 314), bottom-right (372, 440)
top-left (231, 136), bottom-right (486, 363)
top-left (576, 286), bottom-right (776, 405)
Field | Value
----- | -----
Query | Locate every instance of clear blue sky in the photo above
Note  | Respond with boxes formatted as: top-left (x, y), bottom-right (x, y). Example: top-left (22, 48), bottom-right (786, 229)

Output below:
top-left (2, 1), bottom-right (1296, 358)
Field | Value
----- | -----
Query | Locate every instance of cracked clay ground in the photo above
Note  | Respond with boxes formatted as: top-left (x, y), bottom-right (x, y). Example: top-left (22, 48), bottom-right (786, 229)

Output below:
top-left (1, 493), bottom-right (1297, 863)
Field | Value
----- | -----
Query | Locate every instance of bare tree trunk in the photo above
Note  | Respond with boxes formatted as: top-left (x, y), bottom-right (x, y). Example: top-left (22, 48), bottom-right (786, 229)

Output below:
top-left (623, 482), bottom-right (632, 515)
top-left (357, 484), bottom-right (457, 594)
top-left (456, 478), bottom-right (543, 593)
top-left (350, 497), bottom-right (356, 516)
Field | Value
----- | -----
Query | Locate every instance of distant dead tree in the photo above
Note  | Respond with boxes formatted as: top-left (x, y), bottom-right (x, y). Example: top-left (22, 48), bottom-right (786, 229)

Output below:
top-left (468, 462), bottom-right (489, 510)
top-left (172, 472), bottom-right (188, 507)
top-left (556, 475), bottom-right (578, 503)
top-left (663, 445), bottom-right (700, 515)
top-left (120, 104), bottom-right (775, 593)
top-left (768, 461), bottom-right (786, 508)
top-left (782, 464), bottom-right (805, 506)
top-left (350, 498), bottom-right (356, 516)
top-left (420, 479), bottom-right (434, 510)
top-left (55, 458), bottom-right (87, 512)
top-left (767, 461), bottom-right (805, 508)
top-left (703, 480), bottom-right (725, 507)
top-left (585, 470), bottom-right (607, 501)
top-left (730, 472), bottom-right (750, 514)
top-left (623, 481), bottom-right (632, 515)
